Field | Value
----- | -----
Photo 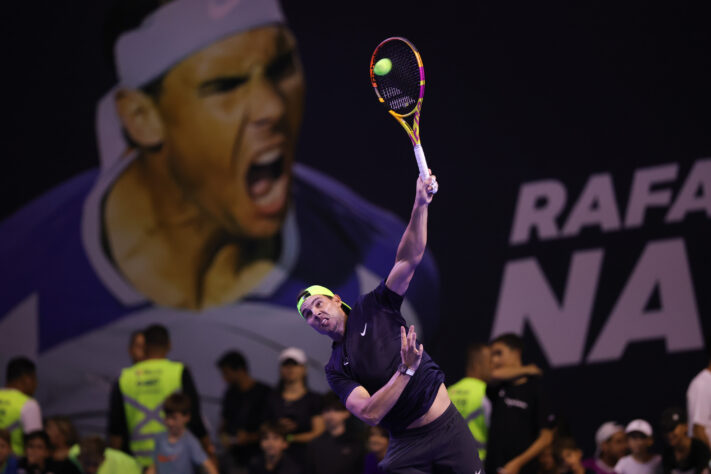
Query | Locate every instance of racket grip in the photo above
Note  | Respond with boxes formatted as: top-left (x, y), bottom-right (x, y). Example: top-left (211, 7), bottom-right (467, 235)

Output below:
top-left (413, 144), bottom-right (438, 194)
top-left (413, 144), bottom-right (430, 180)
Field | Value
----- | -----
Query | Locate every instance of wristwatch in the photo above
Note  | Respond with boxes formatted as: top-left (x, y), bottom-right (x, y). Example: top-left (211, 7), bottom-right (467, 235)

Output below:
top-left (397, 363), bottom-right (416, 377)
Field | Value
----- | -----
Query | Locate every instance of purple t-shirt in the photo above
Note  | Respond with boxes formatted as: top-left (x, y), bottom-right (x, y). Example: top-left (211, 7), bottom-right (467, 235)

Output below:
top-left (325, 281), bottom-right (445, 434)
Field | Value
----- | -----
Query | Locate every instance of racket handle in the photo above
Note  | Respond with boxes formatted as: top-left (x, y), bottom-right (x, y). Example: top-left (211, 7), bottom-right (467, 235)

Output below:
top-left (414, 144), bottom-right (438, 194)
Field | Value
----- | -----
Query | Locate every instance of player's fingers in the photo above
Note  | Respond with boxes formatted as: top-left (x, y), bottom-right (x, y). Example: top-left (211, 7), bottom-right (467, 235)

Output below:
top-left (401, 326), bottom-right (407, 348)
top-left (418, 343), bottom-right (424, 356)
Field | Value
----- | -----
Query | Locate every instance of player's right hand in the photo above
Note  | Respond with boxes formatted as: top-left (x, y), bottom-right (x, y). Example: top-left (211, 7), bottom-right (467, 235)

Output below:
top-left (400, 325), bottom-right (423, 371)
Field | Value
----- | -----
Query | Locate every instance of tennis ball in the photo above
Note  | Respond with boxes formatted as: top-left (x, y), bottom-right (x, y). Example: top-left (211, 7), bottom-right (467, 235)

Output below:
top-left (374, 58), bottom-right (393, 76)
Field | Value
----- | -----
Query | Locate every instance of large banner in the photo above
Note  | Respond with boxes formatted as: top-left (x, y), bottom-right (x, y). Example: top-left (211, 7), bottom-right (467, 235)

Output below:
top-left (1, 0), bottom-right (709, 454)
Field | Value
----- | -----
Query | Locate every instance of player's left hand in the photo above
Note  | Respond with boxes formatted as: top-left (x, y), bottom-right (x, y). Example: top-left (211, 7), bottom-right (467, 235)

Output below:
top-left (500, 459), bottom-right (522, 474)
top-left (400, 325), bottom-right (423, 371)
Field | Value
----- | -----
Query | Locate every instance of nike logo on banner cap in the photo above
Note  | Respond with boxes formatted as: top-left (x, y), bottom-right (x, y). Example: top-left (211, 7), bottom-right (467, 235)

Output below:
top-left (207, 0), bottom-right (241, 20)
top-left (360, 323), bottom-right (367, 336)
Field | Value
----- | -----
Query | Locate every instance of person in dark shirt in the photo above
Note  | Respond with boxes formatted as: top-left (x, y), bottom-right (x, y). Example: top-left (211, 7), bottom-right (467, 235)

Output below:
top-left (486, 333), bottom-right (555, 474)
top-left (306, 392), bottom-right (365, 474)
top-left (660, 407), bottom-right (711, 474)
top-left (18, 431), bottom-right (79, 474)
top-left (248, 422), bottom-right (302, 474)
top-left (216, 350), bottom-right (272, 471)
top-left (263, 347), bottom-right (324, 470)
top-left (296, 174), bottom-right (482, 473)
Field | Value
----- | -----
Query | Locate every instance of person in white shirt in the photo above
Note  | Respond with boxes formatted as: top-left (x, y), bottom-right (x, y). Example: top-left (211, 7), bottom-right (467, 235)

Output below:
top-left (614, 419), bottom-right (661, 474)
top-left (686, 344), bottom-right (711, 448)
top-left (0, 357), bottom-right (43, 456)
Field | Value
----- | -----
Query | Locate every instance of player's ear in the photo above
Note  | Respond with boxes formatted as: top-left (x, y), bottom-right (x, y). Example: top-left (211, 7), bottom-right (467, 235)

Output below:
top-left (115, 89), bottom-right (164, 149)
top-left (332, 294), bottom-right (342, 304)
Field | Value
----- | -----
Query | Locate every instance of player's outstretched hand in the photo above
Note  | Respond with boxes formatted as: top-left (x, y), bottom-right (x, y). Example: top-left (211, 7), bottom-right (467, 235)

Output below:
top-left (416, 170), bottom-right (437, 206)
top-left (400, 325), bottom-right (423, 371)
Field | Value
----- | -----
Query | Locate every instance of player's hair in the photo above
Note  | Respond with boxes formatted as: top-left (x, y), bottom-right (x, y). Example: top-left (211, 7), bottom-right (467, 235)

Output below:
top-left (490, 333), bottom-right (524, 353)
top-left (259, 421), bottom-right (287, 440)
top-left (143, 324), bottom-right (170, 349)
top-left (24, 430), bottom-right (50, 448)
top-left (6, 357), bottom-right (36, 382)
top-left (45, 416), bottom-right (79, 447)
top-left (322, 391), bottom-right (347, 412)
top-left (164, 393), bottom-right (191, 415)
top-left (0, 428), bottom-right (10, 445)
top-left (217, 351), bottom-right (248, 372)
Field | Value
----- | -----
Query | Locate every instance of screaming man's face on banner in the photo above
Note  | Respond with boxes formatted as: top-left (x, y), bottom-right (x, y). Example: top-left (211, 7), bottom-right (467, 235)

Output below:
top-left (126, 25), bottom-right (305, 238)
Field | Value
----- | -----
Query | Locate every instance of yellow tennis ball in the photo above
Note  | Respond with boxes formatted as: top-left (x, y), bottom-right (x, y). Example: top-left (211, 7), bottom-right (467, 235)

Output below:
top-left (374, 58), bottom-right (393, 76)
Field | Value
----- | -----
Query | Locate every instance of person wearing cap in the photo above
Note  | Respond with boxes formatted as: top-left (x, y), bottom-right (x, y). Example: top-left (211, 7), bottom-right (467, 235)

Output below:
top-left (296, 175), bottom-right (483, 473)
top-left (0, 0), bottom-right (439, 431)
top-left (660, 407), bottom-right (711, 474)
top-left (263, 347), bottom-right (324, 470)
top-left (686, 342), bottom-right (711, 449)
top-left (614, 420), bottom-right (661, 474)
top-left (583, 422), bottom-right (629, 474)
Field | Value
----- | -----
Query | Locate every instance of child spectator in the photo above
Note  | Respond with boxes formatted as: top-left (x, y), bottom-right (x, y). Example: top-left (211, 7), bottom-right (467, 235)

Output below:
top-left (44, 417), bottom-right (78, 462)
top-left (660, 407), bottom-right (711, 474)
top-left (69, 435), bottom-right (142, 474)
top-left (556, 437), bottom-right (596, 474)
top-left (363, 426), bottom-right (389, 474)
top-left (615, 420), bottom-right (661, 474)
top-left (306, 392), bottom-right (364, 474)
top-left (18, 431), bottom-right (79, 474)
top-left (145, 393), bottom-right (217, 474)
top-left (1, 429), bottom-right (19, 474)
top-left (584, 422), bottom-right (629, 474)
top-left (248, 422), bottom-right (301, 474)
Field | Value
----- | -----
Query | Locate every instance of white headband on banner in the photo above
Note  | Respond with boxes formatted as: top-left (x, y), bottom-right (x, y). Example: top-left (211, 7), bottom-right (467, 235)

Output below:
top-left (96, 0), bottom-right (285, 174)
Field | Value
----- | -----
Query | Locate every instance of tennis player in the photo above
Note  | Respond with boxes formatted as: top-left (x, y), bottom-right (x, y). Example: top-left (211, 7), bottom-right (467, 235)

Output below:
top-left (297, 174), bottom-right (482, 473)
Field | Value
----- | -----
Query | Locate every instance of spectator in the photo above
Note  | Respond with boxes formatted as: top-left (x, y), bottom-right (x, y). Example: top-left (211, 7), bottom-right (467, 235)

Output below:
top-left (0, 358), bottom-right (42, 456)
top-left (486, 333), bottom-right (555, 474)
top-left (248, 422), bottom-right (301, 474)
top-left (128, 331), bottom-right (145, 365)
top-left (44, 416), bottom-right (78, 462)
top-left (18, 431), bottom-right (79, 474)
top-left (556, 437), bottom-right (595, 474)
top-left (1, 429), bottom-right (19, 474)
top-left (306, 392), bottom-right (364, 474)
top-left (264, 347), bottom-right (324, 468)
top-left (216, 350), bottom-right (272, 472)
top-left (447, 343), bottom-right (493, 461)
top-left (615, 419), bottom-right (661, 474)
top-left (107, 324), bottom-right (213, 468)
top-left (362, 425), bottom-right (389, 474)
top-left (68, 435), bottom-right (142, 474)
top-left (686, 341), bottom-right (711, 448)
top-left (583, 422), bottom-right (628, 474)
top-left (145, 393), bottom-right (217, 474)
top-left (660, 407), bottom-right (711, 474)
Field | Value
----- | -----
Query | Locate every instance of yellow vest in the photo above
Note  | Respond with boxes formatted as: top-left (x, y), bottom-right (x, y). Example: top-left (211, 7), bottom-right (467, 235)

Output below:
top-left (0, 388), bottom-right (31, 456)
top-left (448, 377), bottom-right (489, 461)
top-left (118, 359), bottom-right (183, 467)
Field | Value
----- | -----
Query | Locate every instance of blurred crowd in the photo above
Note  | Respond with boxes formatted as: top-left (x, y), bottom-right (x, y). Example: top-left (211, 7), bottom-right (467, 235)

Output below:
top-left (1, 326), bottom-right (709, 474)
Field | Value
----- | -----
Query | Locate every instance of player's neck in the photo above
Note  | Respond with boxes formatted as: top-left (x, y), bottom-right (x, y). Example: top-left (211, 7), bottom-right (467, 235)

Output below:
top-left (105, 157), bottom-right (279, 309)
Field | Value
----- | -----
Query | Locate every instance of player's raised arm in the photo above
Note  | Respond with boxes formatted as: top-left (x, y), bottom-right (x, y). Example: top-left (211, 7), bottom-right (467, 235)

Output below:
top-left (385, 173), bottom-right (437, 296)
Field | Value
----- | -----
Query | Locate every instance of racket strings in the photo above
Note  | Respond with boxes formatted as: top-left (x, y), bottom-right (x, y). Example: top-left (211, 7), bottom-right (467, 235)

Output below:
top-left (373, 41), bottom-right (422, 114)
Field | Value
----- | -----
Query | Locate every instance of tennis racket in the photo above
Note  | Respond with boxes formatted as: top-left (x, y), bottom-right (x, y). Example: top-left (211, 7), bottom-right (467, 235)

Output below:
top-left (370, 36), bottom-right (437, 193)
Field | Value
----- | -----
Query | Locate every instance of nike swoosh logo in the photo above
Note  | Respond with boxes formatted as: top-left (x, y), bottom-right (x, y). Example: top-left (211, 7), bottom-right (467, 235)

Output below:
top-left (360, 323), bottom-right (367, 336)
top-left (206, 0), bottom-right (241, 20)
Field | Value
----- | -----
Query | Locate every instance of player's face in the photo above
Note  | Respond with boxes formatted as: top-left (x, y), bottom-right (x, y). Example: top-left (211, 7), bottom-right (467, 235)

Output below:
top-left (156, 25), bottom-right (304, 237)
top-left (300, 295), bottom-right (348, 340)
